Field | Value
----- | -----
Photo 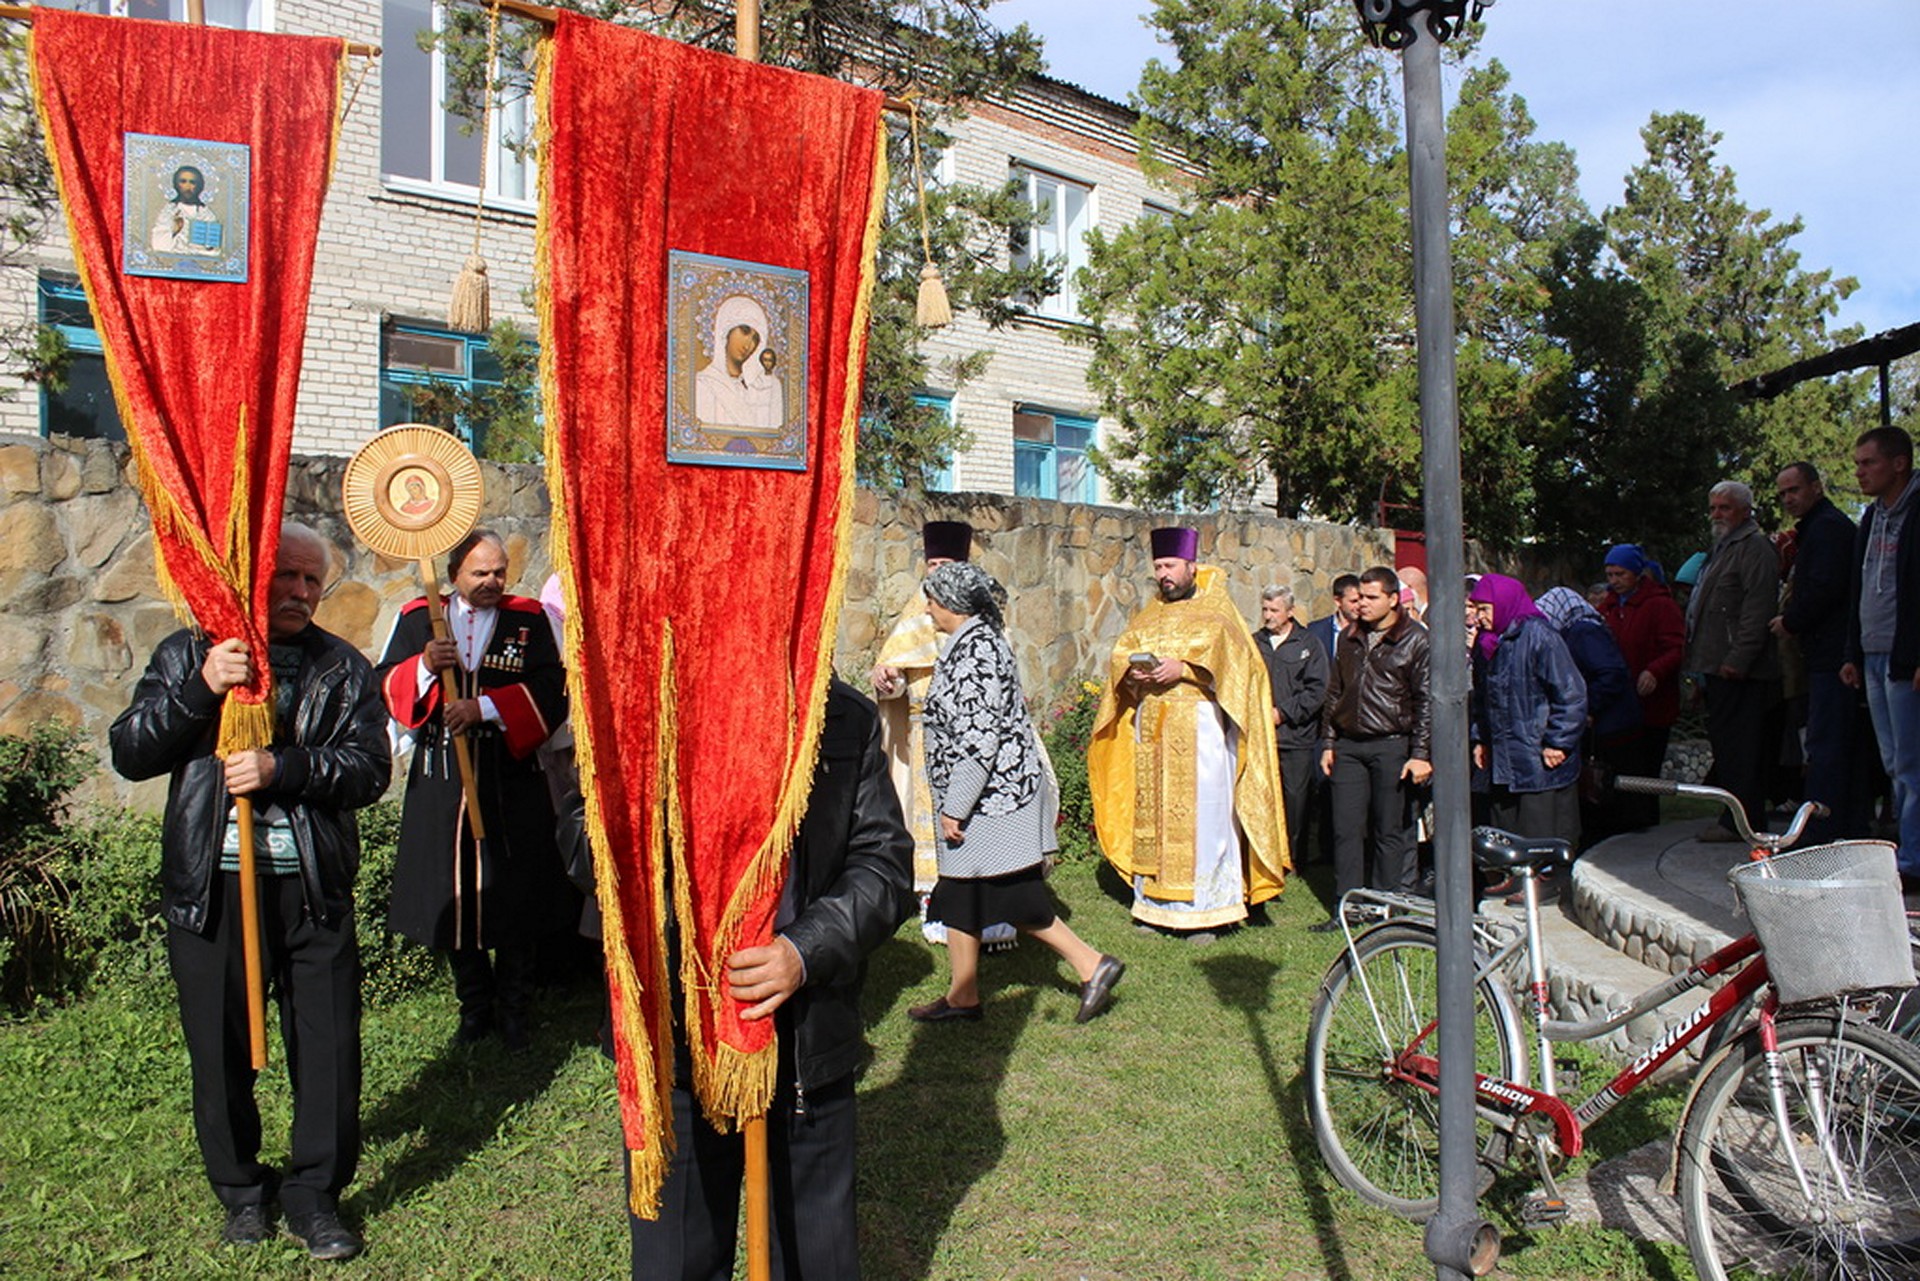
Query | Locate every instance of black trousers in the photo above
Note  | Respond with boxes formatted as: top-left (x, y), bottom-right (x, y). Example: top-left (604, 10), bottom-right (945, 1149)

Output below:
top-left (628, 1034), bottom-right (858, 1281)
top-left (1278, 744), bottom-right (1316, 861)
top-left (1330, 734), bottom-right (1419, 896)
top-left (166, 872), bottom-right (361, 1218)
top-left (1706, 675), bottom-right (1778, 834)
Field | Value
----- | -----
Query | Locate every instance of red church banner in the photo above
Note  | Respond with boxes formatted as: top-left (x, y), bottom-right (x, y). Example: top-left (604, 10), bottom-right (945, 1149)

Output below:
top-left (538, 12), bottom-right (885, 1213)
top-left (33, 9), bottom-right (343, 751)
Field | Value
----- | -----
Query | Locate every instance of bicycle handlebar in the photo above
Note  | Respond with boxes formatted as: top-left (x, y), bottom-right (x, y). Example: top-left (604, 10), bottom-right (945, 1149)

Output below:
top-left (1612, 776), bottom-right (1827, 853)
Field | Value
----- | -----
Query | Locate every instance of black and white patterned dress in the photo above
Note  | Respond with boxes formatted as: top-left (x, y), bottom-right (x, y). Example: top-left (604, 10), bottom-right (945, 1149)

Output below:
top-left (923, 616), bottom-right (1050, 881)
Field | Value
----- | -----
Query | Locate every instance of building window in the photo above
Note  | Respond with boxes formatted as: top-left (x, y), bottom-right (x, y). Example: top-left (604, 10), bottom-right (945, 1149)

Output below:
top-left (1010, 165), bottom-right (1092, 321)
top-left (379, 318), bottom-right (536, 456)
top-left (917, 392), bottom-right (956, 492)
top-left (381, 0), bottom-right (536, 205)
top-left (38, 0), bottom-right (268, 27)
top-left (38, 275), bottom-right (123, 442)
top-left (1013, 405), bottom-right (1095, 503)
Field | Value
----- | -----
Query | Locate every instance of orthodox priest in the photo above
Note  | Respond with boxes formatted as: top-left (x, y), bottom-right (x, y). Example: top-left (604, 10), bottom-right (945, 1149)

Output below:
top-left (869, 520), bottom-right (1015, 950)
top-left (1088, 527), bottom-right (1289, 938)
top-left (378, 529), bottom-right (574, 1050)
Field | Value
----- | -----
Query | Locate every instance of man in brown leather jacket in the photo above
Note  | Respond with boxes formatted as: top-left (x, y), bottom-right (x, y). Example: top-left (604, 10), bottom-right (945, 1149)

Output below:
top-left (1316, 565), bottom-right (1433, 928)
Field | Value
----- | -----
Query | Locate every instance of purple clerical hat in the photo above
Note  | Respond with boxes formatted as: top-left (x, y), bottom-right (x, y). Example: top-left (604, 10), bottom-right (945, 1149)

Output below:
top-left (1149, 526), bottom-right (1200, 561)
top-left (922, 520), bottom-right (972, 563)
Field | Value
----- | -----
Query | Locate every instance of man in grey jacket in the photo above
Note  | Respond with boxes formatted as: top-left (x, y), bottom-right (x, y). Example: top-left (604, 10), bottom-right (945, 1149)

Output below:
top-left (1685, 481), bottom-right (1781, 840)
top-left (1842, 426), bottom-right (1920, 881)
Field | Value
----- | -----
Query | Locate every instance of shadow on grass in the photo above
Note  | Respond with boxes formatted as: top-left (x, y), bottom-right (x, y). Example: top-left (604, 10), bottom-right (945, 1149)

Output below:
top-left (1198, 951), bottom-right (1367, 1281)
top-left (351, 981), bottom-right (602, 1217)
top-left (858, 951), bottom-right (1036, 1280)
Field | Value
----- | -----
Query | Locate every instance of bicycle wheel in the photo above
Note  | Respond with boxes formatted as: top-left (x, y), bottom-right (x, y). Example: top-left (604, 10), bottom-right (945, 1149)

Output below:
top-left (1679, 1016), bottom-right (1920, 1280)
top-left (1305, 922), bottom-right (1526, 1220)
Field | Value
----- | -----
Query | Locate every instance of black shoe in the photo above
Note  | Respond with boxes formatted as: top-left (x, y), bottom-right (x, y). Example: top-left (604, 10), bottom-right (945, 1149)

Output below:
top-left (1307, 917), bottom-right (1342, 935)
top-left (455, 1008), bottom-right (492, 1045)
top-left (221, 1203), bottom-right (271, 1247)
top-left (907, 997), bottom-right (983, 1023)
top-left (498, 1013), bottom-right (532, 1054)
top-left (1075, 955), bottom-right (1126, 1024)
top-left (287, 1210), bottom-right (363, 1262)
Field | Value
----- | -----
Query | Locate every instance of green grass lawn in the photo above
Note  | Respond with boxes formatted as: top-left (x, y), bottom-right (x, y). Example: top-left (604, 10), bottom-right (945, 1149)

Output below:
top-left (0, 858), bottom-right (1695, 1279)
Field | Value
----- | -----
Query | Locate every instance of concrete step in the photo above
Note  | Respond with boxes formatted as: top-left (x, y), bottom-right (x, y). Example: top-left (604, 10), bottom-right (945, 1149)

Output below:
top-left (1474, 893), bottom-right (1711, 1060)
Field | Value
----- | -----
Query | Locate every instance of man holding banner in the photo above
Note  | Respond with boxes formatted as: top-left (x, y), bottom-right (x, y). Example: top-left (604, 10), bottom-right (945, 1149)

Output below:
top-left (621, 679), bottom-right (912, 1278)
top-left (110, 524), bottom-right (389, 1260)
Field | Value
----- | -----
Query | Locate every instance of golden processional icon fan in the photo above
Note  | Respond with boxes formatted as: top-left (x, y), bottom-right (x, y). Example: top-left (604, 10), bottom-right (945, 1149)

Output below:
top-left (342, 425), bottom-right (490, 838)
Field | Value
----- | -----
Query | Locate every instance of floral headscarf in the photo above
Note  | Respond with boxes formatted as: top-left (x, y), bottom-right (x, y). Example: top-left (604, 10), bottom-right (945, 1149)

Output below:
top-left (924, 561), bottom-right (1007, 631)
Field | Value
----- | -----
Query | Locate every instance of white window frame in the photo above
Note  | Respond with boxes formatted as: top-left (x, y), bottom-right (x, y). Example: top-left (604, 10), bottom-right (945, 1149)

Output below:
top-left (1010, 163), bottom-right (1094, 322)
top-left (43, 0), bottom-right (271, 28)
top-left (380, 0), bottom-right (537, 212)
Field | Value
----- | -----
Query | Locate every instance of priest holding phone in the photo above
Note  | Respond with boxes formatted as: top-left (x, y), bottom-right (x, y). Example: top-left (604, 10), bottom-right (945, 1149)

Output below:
top-left (1087, 527), bottom-right (1290, 939)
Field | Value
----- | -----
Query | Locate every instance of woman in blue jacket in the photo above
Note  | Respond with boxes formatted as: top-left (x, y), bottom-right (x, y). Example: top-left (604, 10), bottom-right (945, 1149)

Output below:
top-left (1471, 575), bottom-right (1589, 898)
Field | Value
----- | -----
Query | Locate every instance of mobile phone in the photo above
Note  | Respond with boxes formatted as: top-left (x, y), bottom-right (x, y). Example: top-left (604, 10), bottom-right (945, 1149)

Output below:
top-left (1128, 652), bottom-right (1158, 670)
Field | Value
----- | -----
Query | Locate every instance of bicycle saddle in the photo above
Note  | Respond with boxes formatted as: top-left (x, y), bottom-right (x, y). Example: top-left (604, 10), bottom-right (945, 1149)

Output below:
top-left (1471, 826), bottom-right (1573, 873)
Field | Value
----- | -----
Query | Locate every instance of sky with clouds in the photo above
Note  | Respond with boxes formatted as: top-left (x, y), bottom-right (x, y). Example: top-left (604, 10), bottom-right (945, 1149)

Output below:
top-left (991, 0), bottom-right (1919, 340)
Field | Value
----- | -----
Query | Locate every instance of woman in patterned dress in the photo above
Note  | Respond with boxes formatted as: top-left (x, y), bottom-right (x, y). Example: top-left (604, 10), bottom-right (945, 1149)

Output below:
top-left (907, 562), bottom-right (1125, 1025)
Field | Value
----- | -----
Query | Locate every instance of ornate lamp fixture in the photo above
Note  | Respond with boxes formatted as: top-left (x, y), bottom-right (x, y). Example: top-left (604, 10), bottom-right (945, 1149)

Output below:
top-left (1353, 0), bottom-right (1491, 49)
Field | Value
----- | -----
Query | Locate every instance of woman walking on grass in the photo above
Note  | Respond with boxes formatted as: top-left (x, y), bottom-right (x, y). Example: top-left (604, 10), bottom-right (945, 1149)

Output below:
top-left (908, 562), bottom-right (1124, 1025)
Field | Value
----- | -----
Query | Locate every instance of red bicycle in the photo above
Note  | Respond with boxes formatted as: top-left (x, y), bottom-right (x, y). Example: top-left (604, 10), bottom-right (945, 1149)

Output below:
top-left (1306, 781), bottom-right (1920, 1279)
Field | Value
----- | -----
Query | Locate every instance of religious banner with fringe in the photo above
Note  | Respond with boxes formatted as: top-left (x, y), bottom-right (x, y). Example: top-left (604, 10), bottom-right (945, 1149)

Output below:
top-left (538, 12), bottom-right (885, 1215)
top-left (32, 9), bottom-right (344, 752)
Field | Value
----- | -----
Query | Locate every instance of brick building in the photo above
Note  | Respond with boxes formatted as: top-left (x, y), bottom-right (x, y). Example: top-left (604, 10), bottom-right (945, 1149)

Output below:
top-left (1, 2), bottom-right (1175, 509)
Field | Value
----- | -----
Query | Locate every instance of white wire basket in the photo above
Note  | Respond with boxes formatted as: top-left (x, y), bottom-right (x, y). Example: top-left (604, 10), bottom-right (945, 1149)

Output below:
top-left (1729, 840), bottom-right (1917, 1007)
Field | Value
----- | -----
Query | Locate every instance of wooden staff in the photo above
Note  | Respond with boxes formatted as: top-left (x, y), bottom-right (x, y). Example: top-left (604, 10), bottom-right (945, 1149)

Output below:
top-left (730, 3), bottom-right (772, 1276)
top-left (418, 558), bottom-right (489, 842)
top-left (234, 776), bottom-right (269, 1069)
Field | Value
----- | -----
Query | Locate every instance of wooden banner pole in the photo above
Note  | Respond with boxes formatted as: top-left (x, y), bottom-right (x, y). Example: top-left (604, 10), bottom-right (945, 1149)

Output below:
top-left (731, 4), bottom-right (771, 1275)
top-left (418, 559), bottom-right (490, 842)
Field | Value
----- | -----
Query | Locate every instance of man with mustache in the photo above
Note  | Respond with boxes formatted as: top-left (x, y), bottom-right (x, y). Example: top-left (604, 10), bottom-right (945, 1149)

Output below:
top-left (1684, 480), bottom-right (1782, 841)
top-left (110, 522), bottom-right (390, 1260)
top-left (378, 529), bottom-right (573, 1051)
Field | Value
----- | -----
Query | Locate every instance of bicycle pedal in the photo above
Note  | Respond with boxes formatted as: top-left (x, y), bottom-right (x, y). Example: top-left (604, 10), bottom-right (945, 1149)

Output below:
top-left (1520, 1194), bottom-right (1570, 1225)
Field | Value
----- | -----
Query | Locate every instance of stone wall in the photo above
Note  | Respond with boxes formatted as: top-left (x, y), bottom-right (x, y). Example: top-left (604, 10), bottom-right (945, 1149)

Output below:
top-left (0, 433), bottom-right (1400, 806)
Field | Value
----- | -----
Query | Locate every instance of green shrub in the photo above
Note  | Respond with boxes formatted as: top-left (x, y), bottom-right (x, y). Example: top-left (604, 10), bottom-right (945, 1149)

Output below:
top-left (353, 797), bottom-right (446, 1008)
top-left (57, 807), bottom-right (166, 992)
top-left (1040, 679), bottom-right (1104, 864)
top-left (0, 723), bottom-right (93, 1011)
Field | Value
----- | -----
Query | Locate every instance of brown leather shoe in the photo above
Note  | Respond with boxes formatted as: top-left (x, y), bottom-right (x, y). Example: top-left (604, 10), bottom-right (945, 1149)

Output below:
top-left (907, 996), bottom-right (982, 1023)
top-left (1075, 955), bottom-right (1125, 1024)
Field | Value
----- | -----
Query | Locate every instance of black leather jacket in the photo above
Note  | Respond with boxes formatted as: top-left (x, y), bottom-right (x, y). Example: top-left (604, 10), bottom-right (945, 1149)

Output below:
top-left (1322, 615), bottom-right (1433, 761)
top-left (109, 626), bottom-right (392, 935)
top-left (563, 679), bottom-right (913, 1091)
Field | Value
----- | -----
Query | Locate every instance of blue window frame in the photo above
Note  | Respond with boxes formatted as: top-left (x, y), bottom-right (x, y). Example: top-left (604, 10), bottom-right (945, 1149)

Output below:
top-left (1013, 405), bottom-right (1095, 503)
top-left (379, 319), bottom-right (533, 454)
top-left (38, 274), bottom-right (123, 442)
top-left (917, 393), bottom-right (956, 492)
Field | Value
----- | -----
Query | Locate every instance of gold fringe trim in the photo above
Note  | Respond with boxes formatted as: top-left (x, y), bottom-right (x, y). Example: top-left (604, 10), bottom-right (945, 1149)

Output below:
top-left (684, 113), bottom-right (892, 1131)
top-left (533, 34), bottom-right (671, 1219)
top-left (218, 698), bottom-right (275, 757)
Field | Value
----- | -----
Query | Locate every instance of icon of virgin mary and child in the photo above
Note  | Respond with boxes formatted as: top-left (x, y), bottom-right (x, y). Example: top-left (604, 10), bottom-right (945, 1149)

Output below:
top-left (693, 294), bottom-right (786, 431)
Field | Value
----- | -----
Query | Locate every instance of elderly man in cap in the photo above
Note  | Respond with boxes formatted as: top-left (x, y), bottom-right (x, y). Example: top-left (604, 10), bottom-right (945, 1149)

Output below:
top-left (869, 520), bottom-right (1017, 950)
top-left (1088, 527), bottom-right (1289, 940)
top-left (1685, 481), bottom-right (1782, 840)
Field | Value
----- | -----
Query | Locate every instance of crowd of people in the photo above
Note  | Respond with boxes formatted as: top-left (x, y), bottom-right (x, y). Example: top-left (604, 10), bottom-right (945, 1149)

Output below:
top-left (104, 424), bottom-right (1919, 1275)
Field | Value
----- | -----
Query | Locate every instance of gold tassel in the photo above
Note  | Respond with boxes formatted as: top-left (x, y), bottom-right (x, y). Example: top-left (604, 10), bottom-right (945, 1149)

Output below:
top-left (448, 252), bottom-right (491, 333)
top-left (447, 4), bottom-right (501, 334)
top-left (915, 262), bottom-right (951, 328)
top-left (907, 96), bottom-right (950, 330)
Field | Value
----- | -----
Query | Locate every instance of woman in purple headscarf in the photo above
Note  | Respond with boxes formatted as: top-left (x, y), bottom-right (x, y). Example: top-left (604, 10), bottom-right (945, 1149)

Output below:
top-left (1469, 574), bottom-right (1589, 900)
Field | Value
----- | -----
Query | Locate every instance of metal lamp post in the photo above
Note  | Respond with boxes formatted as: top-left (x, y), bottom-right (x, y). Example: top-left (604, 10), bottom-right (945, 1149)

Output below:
top-left (1351, 1), bottom-right (1499, 1277)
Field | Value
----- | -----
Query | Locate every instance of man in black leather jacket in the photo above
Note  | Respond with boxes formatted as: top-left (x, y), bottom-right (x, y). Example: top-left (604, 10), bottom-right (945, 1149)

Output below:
top-left (109, 523), bottom-right (390, 1261)
top-left (1317, 565), bottom-right (1434, 923)
top-left (567, 678), bottom-right (912, 1279)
